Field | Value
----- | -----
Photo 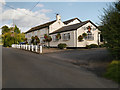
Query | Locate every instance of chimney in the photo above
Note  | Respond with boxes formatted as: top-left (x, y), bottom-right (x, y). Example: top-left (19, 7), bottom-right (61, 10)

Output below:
top-left (56, 14), bottom-right (61, 21)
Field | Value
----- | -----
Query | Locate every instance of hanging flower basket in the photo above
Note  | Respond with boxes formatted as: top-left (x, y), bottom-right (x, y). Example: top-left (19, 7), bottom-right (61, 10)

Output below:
top-left (56, 33), bottom-right (61, 40)
top-left (82, 33), bottom-right (87, 38)
top-left (78, 35), bottom-right (83, 42)
top-left (44, 34), bottom-right (52, 42)
top-left (87, 26), bottom-right (91, 32)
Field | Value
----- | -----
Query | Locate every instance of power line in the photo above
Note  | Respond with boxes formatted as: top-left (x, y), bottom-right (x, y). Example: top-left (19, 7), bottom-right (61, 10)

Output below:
top-left (30, 2), bottom-right (39, 11)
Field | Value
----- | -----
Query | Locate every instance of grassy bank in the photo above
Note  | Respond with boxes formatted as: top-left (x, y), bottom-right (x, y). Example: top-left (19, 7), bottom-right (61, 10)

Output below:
top-left (104, 60), bottom-right (120, 83)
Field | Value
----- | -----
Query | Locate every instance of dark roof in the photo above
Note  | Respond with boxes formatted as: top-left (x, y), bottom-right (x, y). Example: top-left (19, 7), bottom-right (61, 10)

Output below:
top-left (63, 18), bottom-right (81, 25)
top-left (50, 20), bottom-right (98, 35)
top-left (25, 20), bottom-right (56, 34)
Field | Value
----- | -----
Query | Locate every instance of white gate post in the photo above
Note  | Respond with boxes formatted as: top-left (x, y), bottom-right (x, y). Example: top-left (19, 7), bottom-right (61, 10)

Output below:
top-left (32, 45), bottom-right (34, 51)
top-left (40, 45), bottom-right (42, 54)
top-left (26, 44), bottom-right (27, 50)
top-left (28, 45), bottom-right (30, 51)
top-left (35, 45), bottom-right (37, 52)
top-left (24, 45), bottom-right (25, 49)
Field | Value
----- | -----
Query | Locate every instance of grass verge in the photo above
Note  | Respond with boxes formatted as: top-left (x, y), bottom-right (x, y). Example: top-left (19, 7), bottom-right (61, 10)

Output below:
top-left (104, 60), bottom-right (120, 83)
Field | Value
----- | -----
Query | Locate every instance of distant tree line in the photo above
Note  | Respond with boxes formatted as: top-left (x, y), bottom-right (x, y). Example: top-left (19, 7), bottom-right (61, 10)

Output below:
top-left (1, 25), bottom-right (25, 47)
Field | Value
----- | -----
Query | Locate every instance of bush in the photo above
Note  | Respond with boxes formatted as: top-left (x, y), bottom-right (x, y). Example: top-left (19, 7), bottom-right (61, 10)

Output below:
top-left (104, 60), bottom-right (120, 83)
top-left (86, 44), bottom-right (98, 49)
top-left (89, 44), bottom-right (98, 48)
top-left (58, 43), bottom-right (67, 49)
top-left (99, 44), bottom-right (106, 48)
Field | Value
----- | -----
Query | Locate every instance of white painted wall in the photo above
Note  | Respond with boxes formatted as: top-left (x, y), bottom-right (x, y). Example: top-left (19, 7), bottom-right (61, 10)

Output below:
top-left (77, 22), bottom-right (101, 47)
top-left (66, 19), bottom-right (81, 26)
top-left (50, 30), bottom-right (76, 47)
top-left (49, 20), bottom-right (64, 33)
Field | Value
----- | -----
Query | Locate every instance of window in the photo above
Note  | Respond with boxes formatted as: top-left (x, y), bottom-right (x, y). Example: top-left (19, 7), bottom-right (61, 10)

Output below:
top-left (40, 37), bottom-right (45, 44)
top-left (52, 35), bottom-right (58, 42)
top-left (62, 33), bottom-right (70, 41)
top-left (85, 32), bottom-right (94, 40)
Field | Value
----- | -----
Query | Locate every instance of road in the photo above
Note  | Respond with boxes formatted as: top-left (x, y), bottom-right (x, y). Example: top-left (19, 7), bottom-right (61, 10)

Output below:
top-left (45, 48), bottom-right (113, 63)
top-left (2, 47), bottom-right (118, 88)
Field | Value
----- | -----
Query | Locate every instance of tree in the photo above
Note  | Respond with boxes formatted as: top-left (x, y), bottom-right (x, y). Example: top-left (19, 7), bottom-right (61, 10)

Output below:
top-left (1, 25), bottom-right (25, 47)
top-left (14, 25), bottom-right (20, 34)
top-left (99, 2), bottom-right (120, 60)
top-left (1, 25), bottom-right (10, 34)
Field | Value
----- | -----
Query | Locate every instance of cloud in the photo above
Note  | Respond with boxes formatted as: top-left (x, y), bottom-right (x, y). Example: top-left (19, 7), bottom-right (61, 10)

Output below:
top-left (0, 8), bottom-right (51, 32)
top-left (36, 4), bottom-right (44, 7)
top-left (38, 9), bottom-right (52, 13)
top-left (0, 0), bottom-right (6, 5)
top-left (0, 0), bottom-right (6, 13)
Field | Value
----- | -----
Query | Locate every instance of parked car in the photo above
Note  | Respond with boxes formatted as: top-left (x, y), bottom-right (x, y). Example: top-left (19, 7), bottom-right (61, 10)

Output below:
top-left (19, 42), bottom-right (26, 45)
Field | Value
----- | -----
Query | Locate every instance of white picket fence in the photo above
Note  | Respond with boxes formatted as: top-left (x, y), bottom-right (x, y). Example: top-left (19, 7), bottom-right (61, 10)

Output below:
top-left (11, 44), bottom-right (42, 54)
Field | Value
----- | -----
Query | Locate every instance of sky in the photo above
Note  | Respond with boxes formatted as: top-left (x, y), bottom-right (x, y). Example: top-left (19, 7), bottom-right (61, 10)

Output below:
top-left (0, 0), bottom-right (117, 34)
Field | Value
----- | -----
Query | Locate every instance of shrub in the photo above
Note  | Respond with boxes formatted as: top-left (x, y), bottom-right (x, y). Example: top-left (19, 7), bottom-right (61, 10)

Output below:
top-left (86, 45), bottom-right (91, 49)
top-left (86, 44), bottom-right (98, 49)
top-left (89, 44), bottom-right (98, 48)
top-left (104, 60), bottom-right (120, 83)
top-left (99, 44), bottom-right (106, 48)
top-left (58, 43), bottom-right (67, 49)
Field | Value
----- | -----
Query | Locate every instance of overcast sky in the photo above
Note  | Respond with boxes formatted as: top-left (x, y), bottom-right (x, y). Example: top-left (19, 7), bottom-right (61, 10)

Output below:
top-left (0, 0), bottom-right (117, 34)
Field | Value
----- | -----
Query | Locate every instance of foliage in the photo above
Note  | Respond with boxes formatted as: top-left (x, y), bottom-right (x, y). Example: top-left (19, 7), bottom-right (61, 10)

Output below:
top-left (35, 36), bottom-right (40, 45)
top-left (24, 38), bottom-right (28, 44)
top-left (58, 43), bottom-right (67, 49)
top-left (31, 36), bottom-right (40, 45)
top-left (14, 25), bottom-right (20, 34)
top-left (99, 44), bottom-right (106, 48)
top-left (1, 25), bottom-right (10, 34)
top-left (44, 34), bottom-right (52, 42)
top-left (1, 25), bottom-right (25, 47)
top-left (104, 60), bottom-right (120, 83)
top-left (78, 35), bottom-right (83, 42)
top-left (86, 44), bottom-right (98, 49)
top-left (56, 33), bottom-right (61, 40)
top-left (82, 33), bottom-right (87, 38)
top-left (99, 2), bottom-right (120, 60)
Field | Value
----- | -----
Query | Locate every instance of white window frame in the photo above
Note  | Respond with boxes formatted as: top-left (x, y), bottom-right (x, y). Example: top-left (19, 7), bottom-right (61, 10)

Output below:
top-left (85, 32), bottom-right (94, 40)
top-left (62, 33), bottom-right (70, 41)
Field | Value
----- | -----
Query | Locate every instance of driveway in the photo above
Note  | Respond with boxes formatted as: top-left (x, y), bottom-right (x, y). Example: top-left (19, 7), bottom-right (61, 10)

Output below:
top-left (3, 47), bottom-right (118, 88)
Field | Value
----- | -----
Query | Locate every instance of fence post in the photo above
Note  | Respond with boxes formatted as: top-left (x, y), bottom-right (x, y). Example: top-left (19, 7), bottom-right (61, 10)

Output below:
top-left (23, 45), bottom-right (25, 49)
top-left (28, 45), bottom-right (30, 51)
top-left (26, 44), bottom-right (27, 50)
top-left (40, 45), bottom-right (42, 54)
top-left (35, 45), bottom-right (37, 52)
top-left (32, 45), bottom-right (34, 51)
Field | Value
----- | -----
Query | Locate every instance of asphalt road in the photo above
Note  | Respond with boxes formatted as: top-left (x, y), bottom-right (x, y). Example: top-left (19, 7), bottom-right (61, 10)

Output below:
top-left (2, 47), bottom-right (118, 88)
top-left (45, 48), bottom-right (113, 63)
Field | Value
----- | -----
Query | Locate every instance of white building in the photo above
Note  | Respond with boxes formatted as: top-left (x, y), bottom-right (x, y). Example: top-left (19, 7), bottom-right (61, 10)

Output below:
top-left (25, 14), bottom-right (102, 48)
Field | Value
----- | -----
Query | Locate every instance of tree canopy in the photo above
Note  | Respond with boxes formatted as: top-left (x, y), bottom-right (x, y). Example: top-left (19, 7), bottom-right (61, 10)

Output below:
top-left (1, 25), bottom-right (25, 47)
top-left (99, 2), bottom-right (120, 60)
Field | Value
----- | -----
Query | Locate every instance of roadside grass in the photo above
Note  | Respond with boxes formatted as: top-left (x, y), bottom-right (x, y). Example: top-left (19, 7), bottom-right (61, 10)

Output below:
top-left (104, 60), bottom-right (120, 84)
